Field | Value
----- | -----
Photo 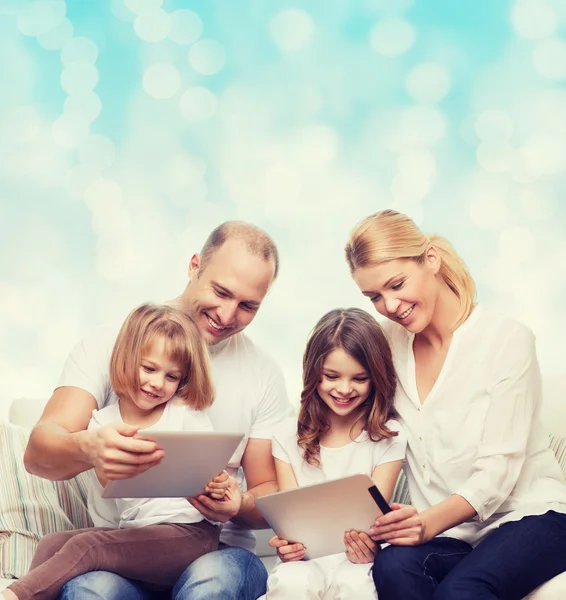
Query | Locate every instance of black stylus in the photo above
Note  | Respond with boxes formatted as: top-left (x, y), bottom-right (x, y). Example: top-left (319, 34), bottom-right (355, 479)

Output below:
top-left (368, 485), bottom-right (392, 515)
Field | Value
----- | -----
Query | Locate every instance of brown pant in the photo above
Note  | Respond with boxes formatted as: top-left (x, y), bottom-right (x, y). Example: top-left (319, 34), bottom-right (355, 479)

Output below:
top-left (8, 521), bottom-right (219, 600)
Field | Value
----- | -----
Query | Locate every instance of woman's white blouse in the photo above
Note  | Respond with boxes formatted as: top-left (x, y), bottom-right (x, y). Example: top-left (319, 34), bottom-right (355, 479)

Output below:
top-left (384, 305), bottom-right (566, 546)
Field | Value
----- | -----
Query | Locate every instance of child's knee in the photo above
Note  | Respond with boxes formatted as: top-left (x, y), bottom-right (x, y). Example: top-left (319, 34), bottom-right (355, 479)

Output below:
top-left (267, 561), bottom-right (322, 597)
top-left (333, 561), bottom-right (376, 599)
top-left (37, 530), bottom-right (75, 551)
top-left (31, 531), bottom-right (78, 567)
top-left (63, 530), bottom-right (105, 564)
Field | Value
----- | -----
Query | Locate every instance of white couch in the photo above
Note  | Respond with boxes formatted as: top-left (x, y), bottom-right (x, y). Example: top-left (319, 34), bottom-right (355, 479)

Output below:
top-left (1, 380), bottom-right (566, 598)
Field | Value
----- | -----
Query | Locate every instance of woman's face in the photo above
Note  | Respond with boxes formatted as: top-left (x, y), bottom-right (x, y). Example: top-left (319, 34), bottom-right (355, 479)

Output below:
top-left (352, 252), bottom-right (440, 334)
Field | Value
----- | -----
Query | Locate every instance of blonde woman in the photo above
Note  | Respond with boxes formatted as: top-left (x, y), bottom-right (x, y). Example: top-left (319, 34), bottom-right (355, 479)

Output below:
top-left (344, 209), bottom-right (566, 600)
top-left (4, 304), bottom-right (232, 600)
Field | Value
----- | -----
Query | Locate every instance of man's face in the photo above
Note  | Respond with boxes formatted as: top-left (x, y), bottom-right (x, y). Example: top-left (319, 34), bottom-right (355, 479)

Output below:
top-left (185, 238), bottom-right (275, 345)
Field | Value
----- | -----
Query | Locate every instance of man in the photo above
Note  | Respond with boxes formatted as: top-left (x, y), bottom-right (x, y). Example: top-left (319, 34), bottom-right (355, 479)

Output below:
top-left (24, 221), bottom-right (290, 600)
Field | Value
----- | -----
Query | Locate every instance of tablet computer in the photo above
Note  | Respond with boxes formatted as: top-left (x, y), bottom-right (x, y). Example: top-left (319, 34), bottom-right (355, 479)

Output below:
top-left (255, 473), bottom-right (390, 559)
top-left (102, 431), bottom-right (245, 499)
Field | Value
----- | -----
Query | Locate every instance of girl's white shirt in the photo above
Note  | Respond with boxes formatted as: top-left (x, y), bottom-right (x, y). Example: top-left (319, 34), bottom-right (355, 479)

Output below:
top-left (383, 304), bottom-right (566, 546)
top-left (268, 418), bottom-right (405, 600)
top-left (87, 399), bottom-right (214, 529)
top-left (272, 417), bottom-right (406, 486)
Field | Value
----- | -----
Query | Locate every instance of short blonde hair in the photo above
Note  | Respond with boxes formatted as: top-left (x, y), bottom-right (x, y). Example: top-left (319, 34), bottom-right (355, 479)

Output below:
top-left (110, 303), bottom-right (213, 411)
top-left (345, 210), bottom-right (476, 328)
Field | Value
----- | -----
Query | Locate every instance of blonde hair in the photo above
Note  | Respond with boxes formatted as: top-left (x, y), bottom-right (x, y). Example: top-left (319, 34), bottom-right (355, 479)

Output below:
top-left (110, 303), bottom-right (214, 411)
top-left (345, 210), bottom-right (476, 328)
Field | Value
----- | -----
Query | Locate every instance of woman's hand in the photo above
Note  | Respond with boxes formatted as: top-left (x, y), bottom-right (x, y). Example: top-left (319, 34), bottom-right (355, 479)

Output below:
top-left (205, 470), bottom-right (230, 500)
top-left (369, 503), bottom-right (429, 546)
top-left (268, 536), bottom-right (306, 562)
top-left (344, 530), bottom-right (378, 564)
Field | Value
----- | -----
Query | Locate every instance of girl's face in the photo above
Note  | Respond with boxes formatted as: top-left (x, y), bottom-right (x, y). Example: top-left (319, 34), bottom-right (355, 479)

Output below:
top-left (352, 253), bottom-right (440, 334)
top-left (133, 336), bottom-right (183, 413)
top-left (317, 347), bottom-right (371, 419)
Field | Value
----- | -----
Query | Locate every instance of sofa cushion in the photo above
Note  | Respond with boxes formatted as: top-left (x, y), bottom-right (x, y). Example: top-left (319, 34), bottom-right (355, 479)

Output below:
top-left (549, 434), bottom-right (566, 478)
top-left (391, 468), bottom-right (410, 505)
top-left (0, 421), bottom-right (92, 578)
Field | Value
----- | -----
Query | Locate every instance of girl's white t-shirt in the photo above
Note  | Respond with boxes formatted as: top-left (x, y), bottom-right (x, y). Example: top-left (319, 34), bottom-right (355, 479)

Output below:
top-left (87, 399), bottom-right (213, 529)
top-left (58, 324), bottom-right (291, 550)
top-left (272, 417), bottom-right (406, 486)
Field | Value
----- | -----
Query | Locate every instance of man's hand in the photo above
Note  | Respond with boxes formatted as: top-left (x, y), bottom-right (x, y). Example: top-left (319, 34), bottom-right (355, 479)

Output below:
top-left (369, 503), bottom-right (429, 546)
top-left (83, 422), bottom-right (164, 481)
top-left (268, 536), bottom-right (306, 562)
top-left (188, 475), bottom-right (243, 522)
top-left (344, 530), bottom-right (378, 563)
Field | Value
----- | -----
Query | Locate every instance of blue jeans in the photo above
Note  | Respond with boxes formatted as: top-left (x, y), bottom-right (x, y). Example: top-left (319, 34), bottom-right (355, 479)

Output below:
top-left (373, 510), bottom-right (566, 600)
top-left (59, 545), bottom-right (268, 600)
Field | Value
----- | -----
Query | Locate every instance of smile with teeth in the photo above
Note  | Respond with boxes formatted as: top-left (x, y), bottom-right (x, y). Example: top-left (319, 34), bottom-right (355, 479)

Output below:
top-left (141, 389), bottom-right (160, 399)
top-left (398, 305), bottom-right (415, 320)
top-left (331, 395), bottom-right (356, 405)
top-left (206, 314), bottom-right (226, 331)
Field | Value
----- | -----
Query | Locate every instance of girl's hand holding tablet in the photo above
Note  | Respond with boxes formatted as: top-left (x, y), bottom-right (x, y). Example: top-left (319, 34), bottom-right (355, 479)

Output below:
top-left (204, 470), bottom-right (231, 500)
top-left (268, 536), bottom-right (306, 562)
top-left (188, 474), bottom-right (243, 522)
top-left (343, 530), bottom-right (378, 564)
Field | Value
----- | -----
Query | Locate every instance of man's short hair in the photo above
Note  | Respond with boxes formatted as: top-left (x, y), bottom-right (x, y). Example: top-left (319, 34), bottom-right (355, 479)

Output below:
top-left (199, 221), bottom-right (279, 280)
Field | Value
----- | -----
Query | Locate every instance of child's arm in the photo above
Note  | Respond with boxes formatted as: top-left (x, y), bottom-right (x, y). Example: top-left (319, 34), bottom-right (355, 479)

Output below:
top-left (274, 457), bottom-right (299, 491)
top-left (371, 458), bottom-right (403, 502)
top-left (268, 457), bottom-right (307, 561)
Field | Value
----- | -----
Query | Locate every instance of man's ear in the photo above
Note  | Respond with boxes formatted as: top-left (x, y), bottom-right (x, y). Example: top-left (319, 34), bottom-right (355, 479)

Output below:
top-left (188, 253), bottom-right (201, 278)
top-left (425, 245), bottom-right (441, 275)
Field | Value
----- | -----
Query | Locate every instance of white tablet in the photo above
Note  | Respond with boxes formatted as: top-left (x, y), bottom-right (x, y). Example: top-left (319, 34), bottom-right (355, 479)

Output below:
top-left (255, 473), bottom-right (390, 559)
top-left (102, 431), bottom-right (245, 499)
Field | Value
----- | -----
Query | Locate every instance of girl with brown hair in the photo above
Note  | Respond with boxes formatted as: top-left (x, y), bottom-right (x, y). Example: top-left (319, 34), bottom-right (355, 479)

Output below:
top-left (265, 307), bottom-right (407, 599)
top-left (4, 303), bottom-right (233, 600)
top-left (345, 209), bottom-right (566, 600)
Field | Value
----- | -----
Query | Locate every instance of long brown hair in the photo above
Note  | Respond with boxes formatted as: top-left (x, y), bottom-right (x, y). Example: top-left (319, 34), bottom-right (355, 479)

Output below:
top-left (298, 308), bottom-right (398, 467)
top-left (110, 303), bottom-right (214, 411)
top-left (345, 209), bottom-right (476, 328)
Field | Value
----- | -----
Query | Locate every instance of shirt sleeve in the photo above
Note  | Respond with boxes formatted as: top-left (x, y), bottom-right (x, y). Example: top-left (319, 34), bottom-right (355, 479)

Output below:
top-left (271, 418), bottom-right (296, 464)
top-left (182, 407), bottom-right (214, 433)
top-left (454, 324), bottom-right (541, 521)
top-left (373, 420), bottom-right (407, 467)
top-left (248, 354), bottom-right (293, 440)
top-left (57, 324), bottom-right (119, 409)
top-left (88, 404), bottom-right (120, 429)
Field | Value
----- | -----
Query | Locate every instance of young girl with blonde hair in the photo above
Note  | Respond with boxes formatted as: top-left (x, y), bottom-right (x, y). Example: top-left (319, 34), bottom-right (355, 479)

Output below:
top-left (266, 307), bottom-right (407, 599)
top-left (4, 303), bottom-right (232, 600)
top-left (345, 209), bottom-right (566, 600)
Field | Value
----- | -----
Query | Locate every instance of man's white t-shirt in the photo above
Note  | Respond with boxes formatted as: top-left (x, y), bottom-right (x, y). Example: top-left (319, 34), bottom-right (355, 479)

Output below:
top-left (58, 323), bottom-right (291, 551)
top-left (87, 399), bottom-right (213, 529)
top-left (272, 417), bottom-right (407, 486)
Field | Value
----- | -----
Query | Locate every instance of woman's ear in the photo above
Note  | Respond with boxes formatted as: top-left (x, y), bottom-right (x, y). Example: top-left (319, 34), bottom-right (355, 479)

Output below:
top-left (425, 245), bottom-right (441, 275)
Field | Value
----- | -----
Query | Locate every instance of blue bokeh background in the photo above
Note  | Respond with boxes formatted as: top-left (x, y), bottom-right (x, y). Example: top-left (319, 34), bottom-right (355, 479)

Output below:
top-left (1, 0), bottom-right (565, 418)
